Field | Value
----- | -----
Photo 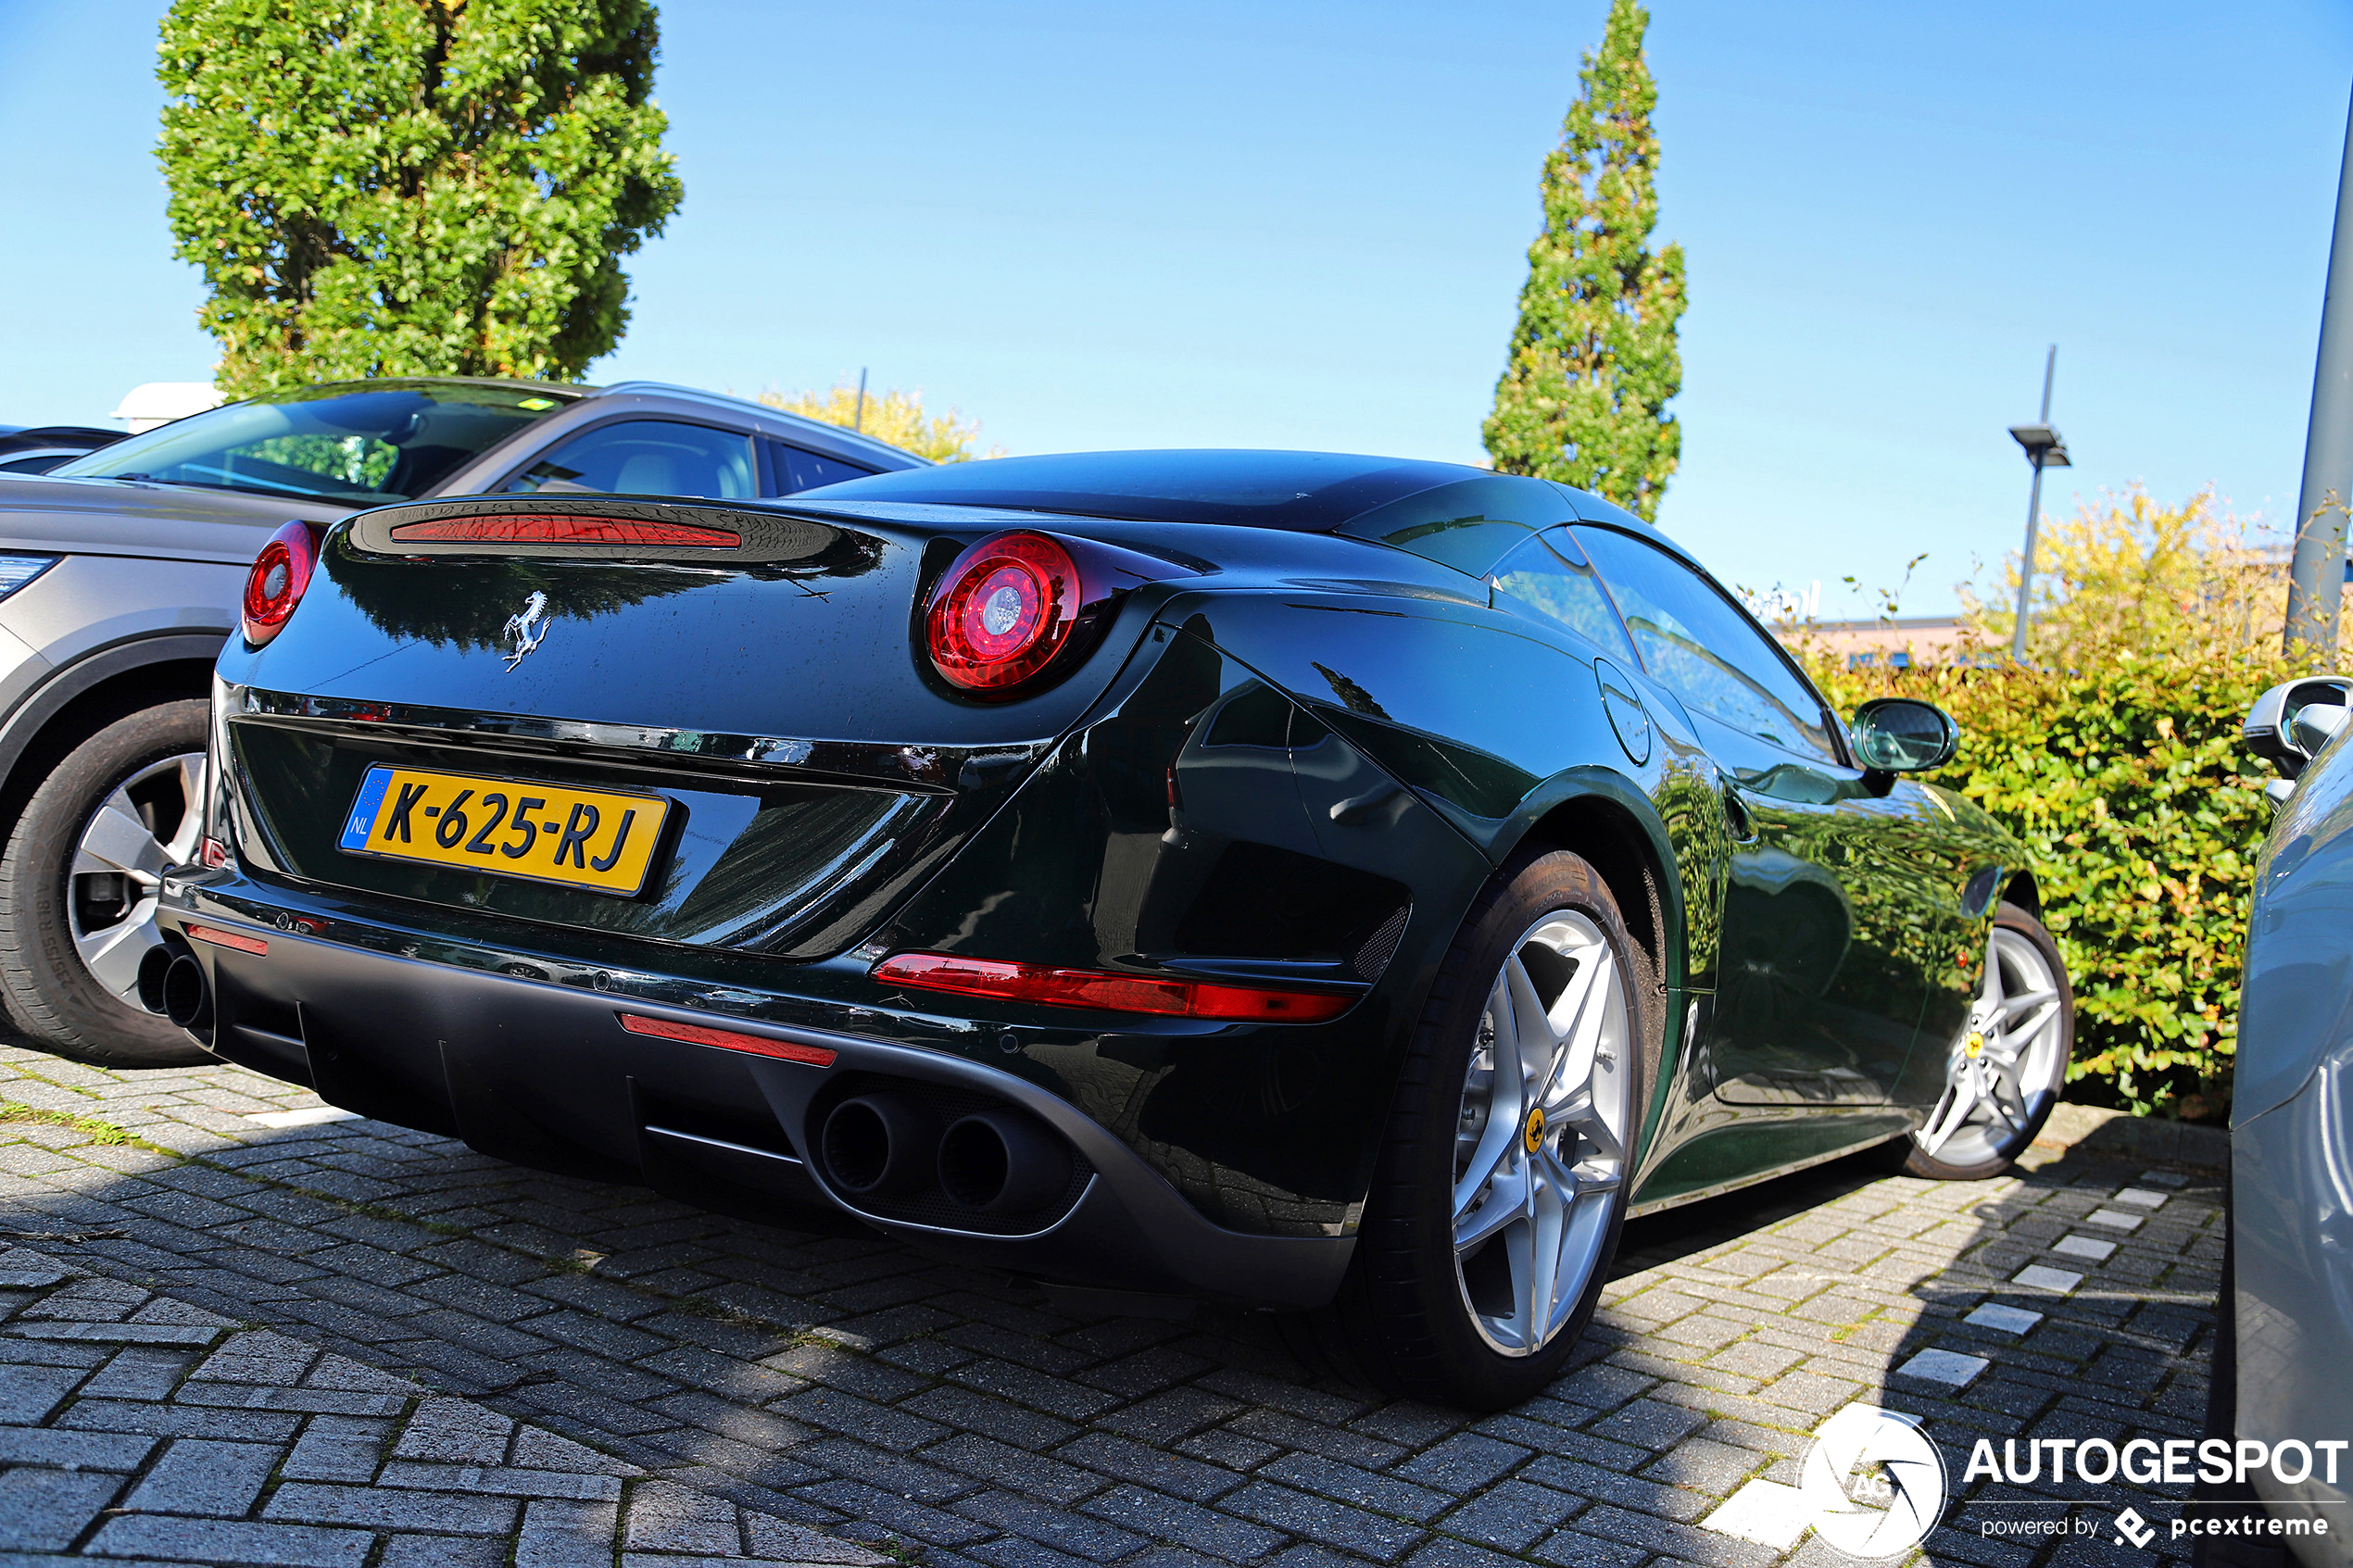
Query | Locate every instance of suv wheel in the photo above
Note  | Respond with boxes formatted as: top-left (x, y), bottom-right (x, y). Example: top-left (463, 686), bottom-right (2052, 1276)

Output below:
top-left (1293, 849), bottom-right (1646, 1409)
top-left (0, 702), bottom-right (213, 1067)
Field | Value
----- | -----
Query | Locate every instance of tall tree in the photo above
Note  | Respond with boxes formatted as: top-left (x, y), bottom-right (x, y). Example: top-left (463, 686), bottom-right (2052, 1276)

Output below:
top-left (1483, 0), bottom-right (1686, 523)
top-left (157, 0), bottom-right (685, 396)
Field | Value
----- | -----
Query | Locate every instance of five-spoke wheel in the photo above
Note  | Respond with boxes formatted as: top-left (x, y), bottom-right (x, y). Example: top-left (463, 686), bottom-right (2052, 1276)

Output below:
top-left (1452, 910), bottom-right (1630, 1357)
top-left (1895, 900), bottom-right (2073, 1181)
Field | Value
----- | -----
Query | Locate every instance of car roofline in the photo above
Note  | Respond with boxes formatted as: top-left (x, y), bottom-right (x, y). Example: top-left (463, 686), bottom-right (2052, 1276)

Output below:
top-left (587, 381), bottom-right (934, 468)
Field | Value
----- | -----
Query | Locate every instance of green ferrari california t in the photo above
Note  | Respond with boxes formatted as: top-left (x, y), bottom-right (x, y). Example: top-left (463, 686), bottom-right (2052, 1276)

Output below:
top-left (143, 450), bottom-right (2072, 1408)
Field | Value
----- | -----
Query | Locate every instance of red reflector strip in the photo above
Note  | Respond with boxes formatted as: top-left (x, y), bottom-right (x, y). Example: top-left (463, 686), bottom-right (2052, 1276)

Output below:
top-left (184, 923), bottom-right (268, 955)
top-left (617, 1012), bottom-right (837, 1065)
top-left (389, 515), bottom-right (741, 548)
top-left (871, 952), bottom-right (1353, 1022)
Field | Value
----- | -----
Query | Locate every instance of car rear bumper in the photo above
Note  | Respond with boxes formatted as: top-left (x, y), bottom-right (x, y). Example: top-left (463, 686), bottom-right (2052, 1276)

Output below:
top-left (149, 897), bottom-right (1354, 1311)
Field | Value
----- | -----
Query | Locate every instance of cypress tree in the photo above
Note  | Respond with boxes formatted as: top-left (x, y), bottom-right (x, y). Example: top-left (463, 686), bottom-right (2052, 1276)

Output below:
top-left (1483, 0), bottom-right (1686, 522)
top-left (157, 0), bottom-right (685, 395)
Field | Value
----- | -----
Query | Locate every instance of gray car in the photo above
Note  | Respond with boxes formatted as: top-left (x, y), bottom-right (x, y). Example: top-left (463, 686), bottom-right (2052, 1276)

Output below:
top-left (2209, 673), bottom-right (2353, 1564)
top-left (0, 378), bottom-right (922, 1067)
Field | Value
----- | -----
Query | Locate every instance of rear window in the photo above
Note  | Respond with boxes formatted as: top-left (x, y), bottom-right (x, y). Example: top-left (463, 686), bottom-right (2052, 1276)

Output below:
top-left (801, 449), bottom-right (1491, 532)
top-left (55, 381), bottom-right (570, 506)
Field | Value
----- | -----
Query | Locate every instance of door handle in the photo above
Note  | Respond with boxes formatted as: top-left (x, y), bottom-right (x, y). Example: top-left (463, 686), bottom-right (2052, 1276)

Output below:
top-left (1329, 783), bottom-right (1404, 826)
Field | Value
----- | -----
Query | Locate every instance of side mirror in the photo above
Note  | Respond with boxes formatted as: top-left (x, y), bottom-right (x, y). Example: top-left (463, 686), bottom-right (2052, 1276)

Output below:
top-left (2245, 676), bottom-right (2353, 782)
top-left (1850, 698), bottom-right (1957, 773)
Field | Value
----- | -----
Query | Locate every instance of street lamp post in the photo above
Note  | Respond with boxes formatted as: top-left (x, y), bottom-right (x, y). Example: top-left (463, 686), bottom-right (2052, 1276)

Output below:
top-left (2284, 82), bottom-right (2353, 659)
top-left (2008, 345), bottom-right (2072, 663)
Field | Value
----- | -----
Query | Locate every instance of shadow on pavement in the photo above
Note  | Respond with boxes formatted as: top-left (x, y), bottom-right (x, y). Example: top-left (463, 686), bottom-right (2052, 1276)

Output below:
top-left (0, 1043), bottom-right (2224, 1568)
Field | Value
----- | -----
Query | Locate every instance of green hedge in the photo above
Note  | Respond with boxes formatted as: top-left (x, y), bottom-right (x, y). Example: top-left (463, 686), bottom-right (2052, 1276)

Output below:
top-left (1809, 654), bottom-right (2274, 1119)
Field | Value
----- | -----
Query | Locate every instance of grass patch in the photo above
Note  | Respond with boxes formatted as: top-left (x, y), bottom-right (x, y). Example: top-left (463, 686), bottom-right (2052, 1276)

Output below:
top-left (0, 1101), bottom-right (133, 1146)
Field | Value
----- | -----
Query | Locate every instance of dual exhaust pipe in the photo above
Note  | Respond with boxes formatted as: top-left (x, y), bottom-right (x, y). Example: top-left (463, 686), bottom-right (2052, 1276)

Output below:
top-left (819, 1092), bottom-right (1071, 1215)
top-left (136, 943), bottom-right (212, 1032)
top-left (138, 952), bottom-right (1069, 1220)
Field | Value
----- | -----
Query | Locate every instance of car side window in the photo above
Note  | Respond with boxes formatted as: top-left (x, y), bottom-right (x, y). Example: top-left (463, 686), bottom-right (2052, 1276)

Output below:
top-left (504, 420), bottom-right (756, 499)
top-left (1487, 531), bottom-right (1636, 660)
top-left (768, 441), bottom-right (875, 495)
top-left (1573, 525), bottom-right (1838, 761)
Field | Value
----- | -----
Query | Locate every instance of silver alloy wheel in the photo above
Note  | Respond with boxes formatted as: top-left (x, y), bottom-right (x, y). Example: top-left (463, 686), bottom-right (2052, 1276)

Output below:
top-left (67, 752), bottom-right (206, 1005)
top-left (1915, 925), bottom-right (2068, 1164)
top-left (1452, 909), bottom-right (1631, 1357)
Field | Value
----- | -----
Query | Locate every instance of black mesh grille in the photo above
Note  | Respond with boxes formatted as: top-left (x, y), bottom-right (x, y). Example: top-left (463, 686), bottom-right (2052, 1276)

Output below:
top-left (1351, 905), bottom-right (1411, 980)
top-left (807, 1075), bottom-right (1092, 1236)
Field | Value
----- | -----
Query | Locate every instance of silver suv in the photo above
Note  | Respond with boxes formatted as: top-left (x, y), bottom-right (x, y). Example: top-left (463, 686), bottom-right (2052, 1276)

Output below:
top-left (0, 378), bottom-right (922, 1066)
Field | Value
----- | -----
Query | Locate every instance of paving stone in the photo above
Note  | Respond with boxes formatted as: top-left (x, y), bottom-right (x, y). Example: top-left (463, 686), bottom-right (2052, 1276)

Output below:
top-left (0, 1363), bottom-right (84, 1424)
top-left (391, 1395), bottom-right (515, 1463)
top-left (927, 1431), bottom-right (1108, 1503)
top-left (795, 1436), bottom-right (977, 1502)
top-left (0, 1466), bottom-right (122, 1552)
top-left (1083, 1483), bottom-right (1286, 1562)
top-left (1436, 1479), bottom-right (1584, 1550)
top-left (0, 1424), bottom-right (156, 1469)
top-left (1392, 1432), bottom-right (1529, 1493)
top-left (1254, 1452), bottom-right (1452, 1523)
top-left (956, 1487), bottom-right (1151, 1559)
top-left (264, 1479), bottom-right (522, 1534)
top-left (122, 1436), bottom-right (283, 1516)
top-left (1060, 1430), bottom-right (1247, 1502)
top-left (1222, 1480), bottom-right (1428, 1562)
top-left (282, 1414), bottom-right (392, 1482)
top-left (61, 1398), bottom-right (303, 1441)
top-left (86, 1514), bottom-right (376, 1567)
top-left (377, 1535), bottom-right (512, 1568)
top-left (516, 1498), bottom-right (623, 1568)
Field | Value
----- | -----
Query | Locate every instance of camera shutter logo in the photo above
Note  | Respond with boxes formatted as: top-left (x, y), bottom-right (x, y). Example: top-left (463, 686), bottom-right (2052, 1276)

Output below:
top-left (1798, 1405), bottom-right (1949, 1559)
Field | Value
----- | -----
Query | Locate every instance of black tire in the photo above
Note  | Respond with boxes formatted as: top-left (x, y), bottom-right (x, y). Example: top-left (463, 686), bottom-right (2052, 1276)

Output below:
top-left (1290, 847), bottom-right (1654, 1410)
top-left (1889, 900), bottom-right (2074, 1182)
top-left (0, 702), bottom-right (214, 1068)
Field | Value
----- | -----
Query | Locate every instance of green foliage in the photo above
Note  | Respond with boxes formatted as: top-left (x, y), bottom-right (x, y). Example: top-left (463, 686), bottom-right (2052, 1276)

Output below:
top-left (157, 0), bottom-right (685, 396)
top-left (0, 1102), bottom-right (133, 1146)
top-left (760, 383), bottom-right (1002, 464)
top-left (1792, 492), bottom-right (2325, 1119)
top-left (1483, 0), bottom-right (1686, 522)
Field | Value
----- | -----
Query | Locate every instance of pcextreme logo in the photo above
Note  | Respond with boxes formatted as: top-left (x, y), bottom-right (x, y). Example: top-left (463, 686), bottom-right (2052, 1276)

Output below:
top-left (1798, 1405), bottom-right (1949, 1560)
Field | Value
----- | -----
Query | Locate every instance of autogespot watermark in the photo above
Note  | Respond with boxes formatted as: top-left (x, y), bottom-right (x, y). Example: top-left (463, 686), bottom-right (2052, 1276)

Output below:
top-left (1964, 1436), bottom-right (2347, 1550)
top-left (1704, 1404), bottom-right (2347, 1559)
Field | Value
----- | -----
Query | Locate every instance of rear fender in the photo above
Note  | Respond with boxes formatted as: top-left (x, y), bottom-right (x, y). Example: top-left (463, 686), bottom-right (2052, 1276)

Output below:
top-left (869, 624), bottom-right (1493, 1237)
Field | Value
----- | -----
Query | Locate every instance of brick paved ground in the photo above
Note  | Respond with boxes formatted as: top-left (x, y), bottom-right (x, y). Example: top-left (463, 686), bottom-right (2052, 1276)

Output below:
top-left (0, 1249), bottom-right (888, 1565)
top-left (0, 1040), bottom-right (2223, 1567)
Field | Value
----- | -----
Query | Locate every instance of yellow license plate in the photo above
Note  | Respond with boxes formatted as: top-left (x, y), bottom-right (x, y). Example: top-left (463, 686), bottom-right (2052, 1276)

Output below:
top-left (338, 765), bottom-right (671, 897)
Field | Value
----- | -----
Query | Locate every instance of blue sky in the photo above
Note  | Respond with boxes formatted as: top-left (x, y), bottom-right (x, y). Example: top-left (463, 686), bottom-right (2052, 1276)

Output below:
top-left (4, 1), bottom-right (2351, 615)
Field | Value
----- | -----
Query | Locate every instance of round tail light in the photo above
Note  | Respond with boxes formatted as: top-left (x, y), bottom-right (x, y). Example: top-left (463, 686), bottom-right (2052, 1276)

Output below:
top-left (241, 521), bottom-right (323, 646)
top-left (925, 532), bottom-right (1081, 696)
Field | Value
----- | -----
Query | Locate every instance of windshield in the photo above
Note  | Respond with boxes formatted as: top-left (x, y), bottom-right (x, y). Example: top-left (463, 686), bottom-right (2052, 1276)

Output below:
top-left (54, 381), bottom-right (572, 505)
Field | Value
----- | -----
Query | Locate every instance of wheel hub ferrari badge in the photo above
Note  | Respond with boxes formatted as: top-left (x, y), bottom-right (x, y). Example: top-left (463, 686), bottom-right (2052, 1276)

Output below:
top-left (1523, 1105), bottom-right (1546, 1154)
top-left (1964, 1031), bottom-right (1985, 1059)
top-left (502, 591), bottom-right (551, 671)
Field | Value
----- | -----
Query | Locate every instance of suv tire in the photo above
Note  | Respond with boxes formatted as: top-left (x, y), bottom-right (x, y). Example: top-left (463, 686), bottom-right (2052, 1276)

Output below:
top-left (0, 701), bottom-right (213, 1068)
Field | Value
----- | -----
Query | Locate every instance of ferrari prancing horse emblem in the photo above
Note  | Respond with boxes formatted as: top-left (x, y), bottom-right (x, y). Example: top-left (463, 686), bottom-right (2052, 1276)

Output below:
top-left (502, 592), bottom-right (550, 671)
